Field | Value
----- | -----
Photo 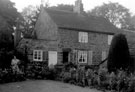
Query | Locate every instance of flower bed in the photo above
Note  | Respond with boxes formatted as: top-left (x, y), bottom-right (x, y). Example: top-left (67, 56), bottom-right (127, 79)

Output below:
top-left (0, 62), bottom-right (57, 83)
top-left (0, 68), bottom-right (25, 83)
top-left (57, 63), bottom-right (135, 92)
top-left (25, 62), bottom-right (57, 80)
top-left (0, 62), bottom-right (134, 92)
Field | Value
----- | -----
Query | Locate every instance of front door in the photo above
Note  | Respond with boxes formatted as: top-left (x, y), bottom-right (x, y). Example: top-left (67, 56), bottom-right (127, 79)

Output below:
top-left (48, 51), bottom-right (57, 66)
top-left (63, 52), bottom-right (69, 63)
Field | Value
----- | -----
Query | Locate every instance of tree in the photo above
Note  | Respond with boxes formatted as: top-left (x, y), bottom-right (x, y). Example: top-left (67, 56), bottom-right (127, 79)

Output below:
top-left (107, 34), bottom-right (132, 72)
top-left (0, 0), bottom-right (21, 49)
top-left (0, 16), bottom-right (14, 68)
top-left (0, 0), bottom-right (21, 68)
top-left (0, 0), bottom-right (22, 30)
top-left (0, 28), bottom-right (14, 68)
top-left (88, 2), bottom-right (132, 29)
top-left (50, 4), bottom-right (73, 12)
top-left (21, 5), bottom-right (40, 38)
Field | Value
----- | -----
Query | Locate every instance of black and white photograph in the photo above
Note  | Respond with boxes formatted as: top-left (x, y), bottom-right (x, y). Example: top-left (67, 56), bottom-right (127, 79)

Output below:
top-left (0, 0), bottom-right (134, 92)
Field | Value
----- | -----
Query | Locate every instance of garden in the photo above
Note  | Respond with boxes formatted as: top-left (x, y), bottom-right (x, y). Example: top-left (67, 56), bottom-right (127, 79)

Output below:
top-left (0, 61), bottom-right (135, 92)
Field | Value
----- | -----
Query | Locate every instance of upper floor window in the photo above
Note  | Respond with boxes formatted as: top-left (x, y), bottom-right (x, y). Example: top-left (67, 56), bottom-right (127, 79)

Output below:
top-left (108, 35), bottom-right (113, 45)
top-left (33, 50), bottom-right (43, 61)
top-left (79, 32), bottom-right (88, 43)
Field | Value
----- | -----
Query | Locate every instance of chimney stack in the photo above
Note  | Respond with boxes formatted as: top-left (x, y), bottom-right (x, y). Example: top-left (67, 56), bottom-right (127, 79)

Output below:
top-left (73, 0), bottom-right (84, 14)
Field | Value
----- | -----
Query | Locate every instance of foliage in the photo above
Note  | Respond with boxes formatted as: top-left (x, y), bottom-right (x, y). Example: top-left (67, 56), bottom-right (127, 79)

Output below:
top-left (0, 50), bottom-right (14, 69)
top-left (0, 68), bottom-right (25, 83)
top-left (107, 34), bottom-right (131, 72)
top-left (0, 0), bottom-right (22, 69)
top-left (25, 62), bottom-right (58, 80)
top-left (0, 28), bottom-right (14, 68)
top-left (0, 0), bottom-right (22, 30)
top-left (88, 2), bottom-right (132, 29)
top-left (0, 30), bottom-right (13, 49)
top-left (21, 5), bottom-right (40, 38)
top-left (0, 62), bottom-right (135, 92)
top-left (49, 4), bottom-right (74, 12)
top-left (58, 65), bottom-right (135, 92)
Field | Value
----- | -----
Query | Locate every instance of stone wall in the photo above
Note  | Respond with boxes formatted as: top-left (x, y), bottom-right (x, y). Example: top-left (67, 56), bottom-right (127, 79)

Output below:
top-left (18, 29), bottom-right (110, 65)
top-left (58, 29), bottom-right (109, 65)
top-left (17, 39), bottom-right (58, 63)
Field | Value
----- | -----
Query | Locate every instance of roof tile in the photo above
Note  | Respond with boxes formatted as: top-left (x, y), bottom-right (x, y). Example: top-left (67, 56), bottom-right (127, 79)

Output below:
top-left (45, 8), bottom-right (120, 34)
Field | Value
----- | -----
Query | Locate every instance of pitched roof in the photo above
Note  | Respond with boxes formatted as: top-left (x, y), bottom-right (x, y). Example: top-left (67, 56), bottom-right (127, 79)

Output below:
top-left (45, 8), bottom-right (120, 34)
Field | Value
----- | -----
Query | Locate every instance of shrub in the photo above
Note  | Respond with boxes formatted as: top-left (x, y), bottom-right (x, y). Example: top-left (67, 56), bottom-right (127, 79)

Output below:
top-left (26, 63), bottom-right (44, 79)
top-left (25, 62), bottom-right (58, 80)
top-left (98, 68), bottom-right (109, 89)
top-left (0, 68), bottom-right (25, 83)
top-left (57, 64), bottom-right (135, 92)
top-left (107, 34), bottom-right (131, 72)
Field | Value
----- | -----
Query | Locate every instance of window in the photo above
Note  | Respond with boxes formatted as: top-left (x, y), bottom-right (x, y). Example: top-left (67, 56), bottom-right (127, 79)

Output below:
top-left (108, 35), bottom-right (113, 45)
top-left (78, 51), bottom-right (87, 63)
top-left (79, 32), bottom-right (88, 43)
top-left (102, 51), bottom-right (107, 61)
top-left (33, 50), bottom-right (43, 61)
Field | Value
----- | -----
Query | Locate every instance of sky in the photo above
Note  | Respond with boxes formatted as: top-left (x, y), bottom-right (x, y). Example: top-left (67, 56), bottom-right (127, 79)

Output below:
top-left (11, 0), bottom-right (135, 14)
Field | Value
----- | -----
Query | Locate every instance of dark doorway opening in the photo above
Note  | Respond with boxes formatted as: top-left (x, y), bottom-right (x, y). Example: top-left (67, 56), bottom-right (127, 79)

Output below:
top-left (63, 52), bottom-right (69, 63)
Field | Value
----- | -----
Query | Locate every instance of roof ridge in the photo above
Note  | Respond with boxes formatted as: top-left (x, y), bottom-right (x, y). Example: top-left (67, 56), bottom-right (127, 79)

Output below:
top-left (45, 8), bottom-right (75, 14)
top-left (123, 29), bottom-right (135, 33)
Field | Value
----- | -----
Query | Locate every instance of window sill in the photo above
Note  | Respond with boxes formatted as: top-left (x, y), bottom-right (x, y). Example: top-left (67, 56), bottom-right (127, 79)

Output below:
top-left (78, 62), bottom-right (88, 64)
top-left (79, 42), bottom-right (88, 43)
top-left (33, 59), bottom-right (43, 62)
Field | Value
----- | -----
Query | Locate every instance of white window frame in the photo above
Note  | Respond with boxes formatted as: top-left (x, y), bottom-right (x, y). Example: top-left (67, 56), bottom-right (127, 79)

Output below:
top-left (79, 32), bottom-right (88, 43)
top-left (33, 50), bottom-right (43, 61)
top-left (108, 35), bottom-right (113, 45)
top-left (78, 51), bottom-right (87, 63)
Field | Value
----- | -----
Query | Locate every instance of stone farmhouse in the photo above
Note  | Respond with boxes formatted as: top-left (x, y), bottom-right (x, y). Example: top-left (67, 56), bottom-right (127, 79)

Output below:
top-left (18, 0), bottom-right (135, 67)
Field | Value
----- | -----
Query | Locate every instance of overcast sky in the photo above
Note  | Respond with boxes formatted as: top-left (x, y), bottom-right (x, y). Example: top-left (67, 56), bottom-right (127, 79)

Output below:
top-left (11, 0), bottom-right (135, 14)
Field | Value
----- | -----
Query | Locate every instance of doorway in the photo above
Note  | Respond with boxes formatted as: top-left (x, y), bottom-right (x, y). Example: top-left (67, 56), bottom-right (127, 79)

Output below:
top-left (63, 51), bottom-right (69, 63)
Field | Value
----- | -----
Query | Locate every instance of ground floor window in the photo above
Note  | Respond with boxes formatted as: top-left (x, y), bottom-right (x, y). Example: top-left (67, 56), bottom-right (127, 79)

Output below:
top-left (78, 50), bottom-right (87, 63)
top-left (33, 50), bottom-right (43, 61)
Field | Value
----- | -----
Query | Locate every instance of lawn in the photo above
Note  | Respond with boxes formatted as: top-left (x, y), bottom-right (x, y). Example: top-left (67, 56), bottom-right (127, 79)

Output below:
top-left (0, 80), bottom-right (102, 92)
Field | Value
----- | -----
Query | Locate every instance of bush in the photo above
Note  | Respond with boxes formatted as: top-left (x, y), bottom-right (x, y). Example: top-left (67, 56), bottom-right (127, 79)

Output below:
top-left (107, 34), bottom-right (131, 72)
top-left (57, 65), bottom-right (135, 92)
top-left (25, 62), bottom-right (58, 80)
top-left (26, 63), bottom-right (46, 79)
top-left (0, 68), bottom-right (25, 83)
